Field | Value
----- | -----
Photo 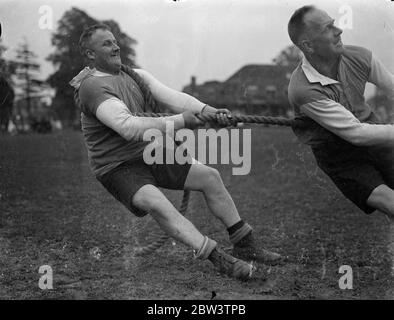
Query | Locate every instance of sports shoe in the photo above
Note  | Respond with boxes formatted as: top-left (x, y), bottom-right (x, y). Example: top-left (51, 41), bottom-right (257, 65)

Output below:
top-left (208, 247), bottom-right (255, 281)
top-left (232, 232), bottom-right (285, 266)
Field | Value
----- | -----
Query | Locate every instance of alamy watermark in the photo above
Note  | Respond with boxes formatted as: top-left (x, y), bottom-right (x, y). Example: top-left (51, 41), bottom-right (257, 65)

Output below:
top-left (338, 4), bottom-right (353, 30)
top-left (142, 122), bottom-right (251, 175)
top-left (338, 265), bottom-right (353, 290)
top-left (38, 5), bottom-right (53, 30)
top-left (38, 264), bottom-right (53, 290)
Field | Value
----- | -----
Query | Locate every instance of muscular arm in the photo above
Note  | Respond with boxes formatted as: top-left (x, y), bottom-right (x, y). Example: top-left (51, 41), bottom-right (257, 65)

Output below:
top-left (134, 69), bottom-right (206, 114)
top-left (96, 97), bottom-right (184, 141)
top-left (301, 99), bottom-right (394, 146)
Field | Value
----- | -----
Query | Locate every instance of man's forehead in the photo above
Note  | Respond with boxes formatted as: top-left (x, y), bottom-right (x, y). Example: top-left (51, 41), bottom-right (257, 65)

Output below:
top-left (304, 9), bottom-right (332, 28)
top-left (90, 29), bottom-right (116, 42)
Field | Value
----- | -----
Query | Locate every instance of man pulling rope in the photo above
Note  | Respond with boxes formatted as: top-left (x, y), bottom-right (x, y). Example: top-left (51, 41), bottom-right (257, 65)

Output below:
top-left (287, 6), bottom-right (394, 275)
top-left (70, 24), bottom-right (284, 281)
top-left (288, 6), bottom-right (394, 223)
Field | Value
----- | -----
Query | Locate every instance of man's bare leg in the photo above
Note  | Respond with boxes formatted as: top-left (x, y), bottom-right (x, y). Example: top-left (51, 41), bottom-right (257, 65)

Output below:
top-left (367, 184), bottom-right (394, 279)
top-left (183, 163), bottom-right (284, 265)
top-left (367, 184), bottom-right (394, 219)
top-left (133, 184), bottom-right (205, 250)
top-left (184, 163), bottom-right (241, 227)
top-left (132, 184), bottom-right (254, 280)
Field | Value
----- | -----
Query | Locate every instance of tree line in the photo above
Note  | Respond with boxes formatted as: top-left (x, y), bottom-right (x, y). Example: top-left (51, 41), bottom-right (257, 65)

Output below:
top-left (0, 7), bottom-right (138, 130)
top-left (0, 7), bottom-right (302, 131)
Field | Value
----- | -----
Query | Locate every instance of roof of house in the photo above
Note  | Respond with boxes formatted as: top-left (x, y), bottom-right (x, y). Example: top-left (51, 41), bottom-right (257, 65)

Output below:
top-left (183, 64), bottom-right (295, 107)
top-left (226, 64), bottom-right (292, 82)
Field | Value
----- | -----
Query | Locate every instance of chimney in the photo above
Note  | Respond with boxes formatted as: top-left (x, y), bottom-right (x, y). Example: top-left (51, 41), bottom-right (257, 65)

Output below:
top-left (191, 76), bottom-right (196, 93)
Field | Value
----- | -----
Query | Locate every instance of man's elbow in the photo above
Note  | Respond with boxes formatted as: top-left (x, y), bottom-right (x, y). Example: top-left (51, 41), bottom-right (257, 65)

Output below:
top-left (117, 129), bottom-right (135, 141)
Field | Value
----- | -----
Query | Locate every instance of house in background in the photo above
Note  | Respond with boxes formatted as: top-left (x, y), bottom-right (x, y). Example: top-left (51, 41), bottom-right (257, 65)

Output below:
top-left (183, 64), bottom-right (295, 117)
top-left (13, 84), bottom-right (57, 132)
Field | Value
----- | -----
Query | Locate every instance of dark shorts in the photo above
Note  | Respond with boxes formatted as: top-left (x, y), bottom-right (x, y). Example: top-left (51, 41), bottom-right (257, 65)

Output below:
top-left (312, 140), bottom-right (394, 214)
top-left (97, 148), bottom-right (192, 217)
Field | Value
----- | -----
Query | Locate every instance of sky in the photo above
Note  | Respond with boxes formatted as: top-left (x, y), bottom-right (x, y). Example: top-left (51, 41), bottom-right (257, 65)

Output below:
top-left (0, 0), bottom-right (393, 94)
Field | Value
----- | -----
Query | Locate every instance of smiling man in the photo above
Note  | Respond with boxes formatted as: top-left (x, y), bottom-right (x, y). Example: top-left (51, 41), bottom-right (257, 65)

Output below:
top-left (287, 6), bottom-right (394, 220)
top-left (70, 24), bottom-right (283, 281)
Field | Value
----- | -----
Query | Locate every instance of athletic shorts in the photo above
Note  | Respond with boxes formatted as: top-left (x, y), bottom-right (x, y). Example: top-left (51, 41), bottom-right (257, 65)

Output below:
top-left (97, 148), bottom-right (192, 217)
top-left (312, 140), bottom-right (394, 214)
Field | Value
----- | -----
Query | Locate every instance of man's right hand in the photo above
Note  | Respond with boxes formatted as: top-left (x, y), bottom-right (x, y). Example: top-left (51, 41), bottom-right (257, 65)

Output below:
top-left (182, 110), bottom-right (204, 129)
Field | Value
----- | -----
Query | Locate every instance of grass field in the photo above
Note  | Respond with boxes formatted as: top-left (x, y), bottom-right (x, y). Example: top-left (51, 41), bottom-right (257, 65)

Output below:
top-left (0, 127), bottom-right (393, 299)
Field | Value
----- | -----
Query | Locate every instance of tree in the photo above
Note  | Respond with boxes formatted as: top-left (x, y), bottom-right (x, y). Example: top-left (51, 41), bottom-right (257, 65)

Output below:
top-left (47, 7), bottom-right (138, 127)
top-left (0, 40), bottom-right (17, 133)
top-left (0, 39), bottom-right (17, 82)
top-left (14, 39), bottom-right (45, 119)
top-left (273, 45), bottom-right (302, 69)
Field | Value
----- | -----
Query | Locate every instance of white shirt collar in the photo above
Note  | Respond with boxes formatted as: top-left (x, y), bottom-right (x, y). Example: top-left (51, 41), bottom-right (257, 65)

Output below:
top-left (69, 67), bottom-right (116, 89)
top-left (301, 56), bottom-right (339, 86)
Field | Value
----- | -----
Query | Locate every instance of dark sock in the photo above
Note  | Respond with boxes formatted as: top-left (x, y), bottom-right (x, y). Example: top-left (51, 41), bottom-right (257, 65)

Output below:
top-left (227, 220), bottom-right (245, 235)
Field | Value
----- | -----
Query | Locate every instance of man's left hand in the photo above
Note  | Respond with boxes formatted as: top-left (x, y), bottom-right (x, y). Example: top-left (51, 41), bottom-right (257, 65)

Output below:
top-left (201, 105), bottom-right (236, 127)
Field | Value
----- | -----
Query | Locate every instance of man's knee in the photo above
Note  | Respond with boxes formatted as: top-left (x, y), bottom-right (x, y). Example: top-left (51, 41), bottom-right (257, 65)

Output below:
top-left (185, 164), bottom-right (226, 192)
top-left (199, 166), bottom-right (223, 190)
top-left (132, 184), bottom-right (166, 214)
top-left (367, 184), bottom-right (394, 217)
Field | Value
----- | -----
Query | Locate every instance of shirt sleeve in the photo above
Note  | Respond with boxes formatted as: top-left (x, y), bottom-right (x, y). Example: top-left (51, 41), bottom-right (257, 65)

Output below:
top-left (300, 99), bottom-right (394, 146)
top-left (368, 54), bottom-right (394, 99)
top-left (134, 69), bottom-right (206, 113)
top-left (78, 77), bottom-right (122, 115)
top-left (288, 78), bottom-right (327, 111)
top-left (96, 97), bottom-right (184, 141)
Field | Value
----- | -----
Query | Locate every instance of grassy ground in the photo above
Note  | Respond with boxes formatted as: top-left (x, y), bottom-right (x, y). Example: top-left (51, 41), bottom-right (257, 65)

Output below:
top-left (0, 127), bottom-right (393, 299)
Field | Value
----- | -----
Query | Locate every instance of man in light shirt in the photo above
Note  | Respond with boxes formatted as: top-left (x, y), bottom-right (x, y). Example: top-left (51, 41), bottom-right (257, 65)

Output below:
top-left (70, 24), bottom-right (283, 281)
top-left (287, 6), bottom-right (394, 219)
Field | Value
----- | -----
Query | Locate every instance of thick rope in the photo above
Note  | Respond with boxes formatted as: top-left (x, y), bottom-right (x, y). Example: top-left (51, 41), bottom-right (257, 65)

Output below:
top-left (133, 112), bottom-right (299, 127)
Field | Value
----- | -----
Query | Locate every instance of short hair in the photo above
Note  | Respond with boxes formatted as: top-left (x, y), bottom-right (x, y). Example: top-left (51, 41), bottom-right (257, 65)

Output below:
top-left (288, 5), bottom-right (316, 46)
top-left (78, 24), bottom-right (111, 56)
